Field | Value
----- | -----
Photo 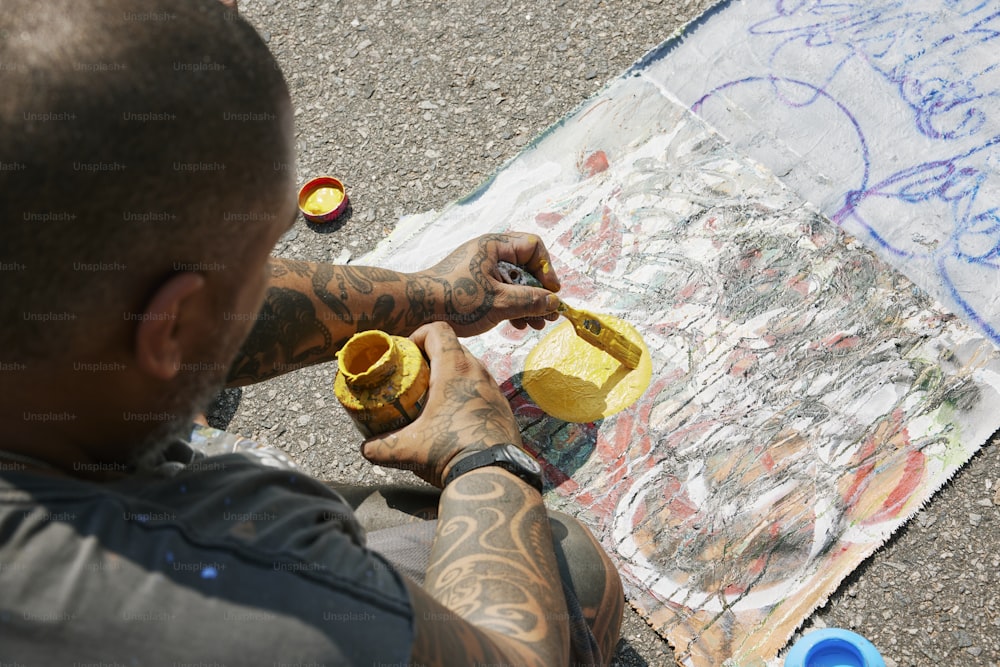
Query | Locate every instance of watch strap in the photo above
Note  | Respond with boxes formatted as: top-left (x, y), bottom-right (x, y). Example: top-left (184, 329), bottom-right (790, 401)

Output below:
top-left (443, 444), bottom-right (543, 492)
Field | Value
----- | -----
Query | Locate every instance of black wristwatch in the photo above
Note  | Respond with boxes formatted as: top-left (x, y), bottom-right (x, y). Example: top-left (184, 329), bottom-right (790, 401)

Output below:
top-left (443, 443), bottom-right (544, 492)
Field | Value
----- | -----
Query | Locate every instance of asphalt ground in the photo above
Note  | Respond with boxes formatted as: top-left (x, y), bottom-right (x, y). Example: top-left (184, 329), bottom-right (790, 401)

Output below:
top-left (212, 1), bottom-right (1000, 664)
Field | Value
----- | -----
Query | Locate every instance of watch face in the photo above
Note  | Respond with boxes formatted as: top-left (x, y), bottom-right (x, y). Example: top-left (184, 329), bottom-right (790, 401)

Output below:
top-left (506, 445), bottom-right (541, 474)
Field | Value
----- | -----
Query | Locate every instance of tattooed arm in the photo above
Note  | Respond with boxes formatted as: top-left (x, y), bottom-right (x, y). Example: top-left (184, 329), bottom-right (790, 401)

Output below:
top-left (362, 322), bottom-right (572, 665)
top-left (404, 470), bottom-right (571, 667)
top-left (226, 232), bottom-right (561, 387)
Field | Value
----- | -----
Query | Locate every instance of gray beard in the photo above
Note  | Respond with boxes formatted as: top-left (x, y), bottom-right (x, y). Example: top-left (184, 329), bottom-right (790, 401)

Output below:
top-left (127, 367), bottom-right (227, 473)
top-left (126, 307), bottom-right (251, 474)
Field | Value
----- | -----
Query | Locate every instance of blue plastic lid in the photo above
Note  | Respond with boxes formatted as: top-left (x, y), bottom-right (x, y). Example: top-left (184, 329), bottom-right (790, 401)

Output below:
top-left (785, 628), bottom-right (886, 667)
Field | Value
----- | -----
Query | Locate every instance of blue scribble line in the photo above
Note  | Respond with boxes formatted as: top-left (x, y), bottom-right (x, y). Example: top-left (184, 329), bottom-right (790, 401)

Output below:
top-left (750, 0), bottom-right (1000, 141)
top-left (684, 0), bottom-right (1000, 344)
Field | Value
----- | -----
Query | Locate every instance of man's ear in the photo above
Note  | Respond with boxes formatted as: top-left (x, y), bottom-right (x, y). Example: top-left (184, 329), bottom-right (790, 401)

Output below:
top-left (134, 272), bottom-right (207, 381)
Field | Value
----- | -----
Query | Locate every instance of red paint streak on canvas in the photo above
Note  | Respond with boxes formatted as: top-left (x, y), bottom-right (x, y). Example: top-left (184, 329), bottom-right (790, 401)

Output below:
top-left (865, 449), bottom-right (925, 525)
top-left (558, 205), bottom-right (623, 273)
top-left (580, 150), bottom-right (610, 177)
top-left (536, 211), bottom-right (564, 228)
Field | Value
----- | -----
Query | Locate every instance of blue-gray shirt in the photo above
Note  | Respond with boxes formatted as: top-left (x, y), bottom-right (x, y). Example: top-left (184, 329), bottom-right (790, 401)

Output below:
top-left (0, 436), bottom-right (414, 666)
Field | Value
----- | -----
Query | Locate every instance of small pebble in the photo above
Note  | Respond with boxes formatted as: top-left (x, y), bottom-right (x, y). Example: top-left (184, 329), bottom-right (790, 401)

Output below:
top-left (952, 630), bottom-right (973, 647)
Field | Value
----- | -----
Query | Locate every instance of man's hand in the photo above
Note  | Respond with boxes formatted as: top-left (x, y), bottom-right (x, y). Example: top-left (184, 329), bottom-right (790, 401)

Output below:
top-left (412, 232), bottom-right (562, 337)
top-left (360, 322), bottom-right (520, 487)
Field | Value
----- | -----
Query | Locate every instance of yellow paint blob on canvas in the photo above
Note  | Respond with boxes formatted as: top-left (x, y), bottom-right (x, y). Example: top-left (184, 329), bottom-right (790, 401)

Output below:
top-left (523, 314), bottom-right (651, 422)
top-left (303, 186), bottom-right (344, 215)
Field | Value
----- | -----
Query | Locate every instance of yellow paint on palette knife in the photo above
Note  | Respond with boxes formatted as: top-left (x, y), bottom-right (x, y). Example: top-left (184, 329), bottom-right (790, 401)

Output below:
top-left (523, 314), bottom-right (652, 422)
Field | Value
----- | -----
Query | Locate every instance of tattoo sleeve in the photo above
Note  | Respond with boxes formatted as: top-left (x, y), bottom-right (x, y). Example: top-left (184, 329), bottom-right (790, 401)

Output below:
top-left (405, 469), bottom-right (571, 667)
top-left (227, 258), bottom-right (429, 386)
top-left (227, 252), bottom-right (508, 386)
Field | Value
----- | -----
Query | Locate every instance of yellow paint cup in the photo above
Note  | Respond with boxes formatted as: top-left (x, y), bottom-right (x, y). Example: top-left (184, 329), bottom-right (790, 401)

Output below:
top-left (298, 176), bottom-right (348, 223)
top-left (334, 330), bottom-right (429, 437)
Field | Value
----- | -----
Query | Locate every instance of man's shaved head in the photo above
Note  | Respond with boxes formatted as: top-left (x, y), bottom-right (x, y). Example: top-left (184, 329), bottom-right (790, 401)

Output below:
top-left (0, 0), bottom-right (292, 365)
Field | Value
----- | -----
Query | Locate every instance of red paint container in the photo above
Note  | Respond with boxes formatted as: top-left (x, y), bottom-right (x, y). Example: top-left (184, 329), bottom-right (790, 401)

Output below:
top-left (298, 176), bottom-right (348, 223)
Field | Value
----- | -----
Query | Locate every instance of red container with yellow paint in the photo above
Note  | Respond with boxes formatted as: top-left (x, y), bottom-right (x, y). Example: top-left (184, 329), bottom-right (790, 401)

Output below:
top-left (298, 176), bottom-right (348, 223)
top-left (334, 330), bottom-right (429, 437)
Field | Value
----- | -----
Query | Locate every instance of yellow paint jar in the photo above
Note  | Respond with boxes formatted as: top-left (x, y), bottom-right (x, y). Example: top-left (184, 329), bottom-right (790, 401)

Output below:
top-left (334, 330), bottom-right (430, 437)
top-left (297, 176), bottom-right (349, 223)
